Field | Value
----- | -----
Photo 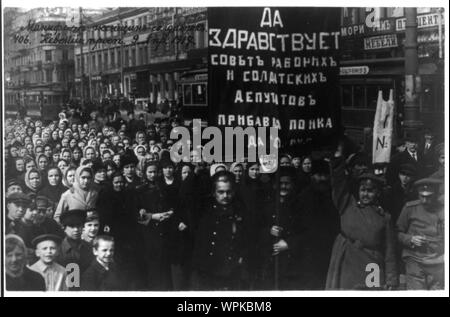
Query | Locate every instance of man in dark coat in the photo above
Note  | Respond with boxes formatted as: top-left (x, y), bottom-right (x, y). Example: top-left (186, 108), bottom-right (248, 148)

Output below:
top-left (386, 135), bottom-right (424, 185)
top-left (192, 171), bottom-right (250, 290)
top-left (258, 167), bottom-right (312, 290)
top-left (57, 209), bottom-right (94, 275)
top-left (295, 160), bottom-right (340, 290)
top-left (418, 130), bottom-right (438, 177)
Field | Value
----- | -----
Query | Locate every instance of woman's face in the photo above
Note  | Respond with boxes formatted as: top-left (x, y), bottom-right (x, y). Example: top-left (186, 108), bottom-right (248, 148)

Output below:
top-left (232, 165), bottom-right (243, 182)
top-left (26, 144), bottom-right (34, 155)
top-left (302, 158), bottom-right (312, 173)
top-left (6, 246), bottom-right (26, 276)
top-left (10, 147), bottom-right (18, 157)
top-left (106, 165), bottom-right (116, 178)
top-left (146, 165), bottom-right (158, 182)
top-left (24, 136), bottom-right (32, 145)
top-left (48, 169), bottom-right (60, 186)
top-left (181, 165), bottom-right (191, 181)
top-left (136, 147), bottom-right (145, 157)
top-left (52, 152), bottom-right (60, 163)
top-left (19, 148), bottom-right (27, 157)
top-left (52, 131), bottom-right (58, 140)
top-left (70, 139), bottom-right (77, 148)
top-left (44, 146), bottom-right (52, 158)
top-left (73, 149), bottom-right (82, 160)
top-left (57, 161), bottom-right (68, 175)
top-left (25, 160), bottom-right (36, 171)
top-left (112, 175), bottom-right (125, 192)
top-left (16, 159), bottom-right (25, 172)
top-left (66, 170), bottom-right (76, 186)
top-left (85, 148), bottom-right (95, 160)
top-left (163, 165), bottom-right (174, 178)
top-left (292, 157), bottom-right (301, 169)
top-left (79, 171), bottom-right (92, 190)
top-left (58, 130), bottom-right (64, 139)
top-left (29, 171), bottom-right (41, 189)
top-left (95, 170), bottom-right (107, 183)
top-left (248, 165), bottom-right (260, 179)
top-left (113, 155), bottom-right (121, 166)
top-left (280, 157), bottom-right (291, 167)
top-left (62, 139), bottom-right (69, 148)
top-left (99, 143), bottom-right (108, 153)
top-left (62, 151), bottom-right (71, 161)
top-left (38, 156), bottom-right (48, 170)
top-left (42, 133), bottom-right (50, 142)
top-left (358, 180), bottom-right (379, 205)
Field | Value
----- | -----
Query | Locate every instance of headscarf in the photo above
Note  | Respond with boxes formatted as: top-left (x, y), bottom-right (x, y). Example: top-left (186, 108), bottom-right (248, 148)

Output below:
top-left (210, 163), bottom-right (228, 177)
top-left (39, 167), bottom-right (66, 205)
top-left (72, 166), bottom-right (97, 204)
top-left (24, 167), bottom-right (42, 193)
top-left (62, 167), bottom-right (77, 189)
top-left (35, 153), bottom-right (48, 171)
top-left (83, 145), bottom-right (97, 159)
top-left (134, 145), bottom-right (147, 160)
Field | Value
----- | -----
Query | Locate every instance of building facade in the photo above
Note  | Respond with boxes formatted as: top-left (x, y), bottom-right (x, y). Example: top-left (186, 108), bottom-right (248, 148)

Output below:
top-left (74, 7), bottom-right (208, 111)
top-left (339, 7), bottom-right (445, 145)
top-left (4, 8), bottom-right (81, 119)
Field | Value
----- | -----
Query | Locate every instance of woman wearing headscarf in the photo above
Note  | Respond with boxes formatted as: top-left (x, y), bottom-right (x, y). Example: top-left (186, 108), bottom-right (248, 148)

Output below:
top-left (71, 146), bottom-right (83, 167)
top-left (62, 166), bottom-right (77, 189)
top-left (136, 161), bottom-right (173, 290)
top-left (240, 162), bottom-right (267, 288)
top-left (96, 172), bottom-right (141, 289)
top-left (83, 145), bottom-right (97, 162)
top-left (35, 153), bottom-right (49, 183)
top-left (53, 166), bottom-right (99, 224)
top-left (296, 155), bottom-right (313, 194)
top-left (6, 157), bottom-right (26, 182)
top-left (23, 168), bottom-right (42, 197)
top-left (39, 167), bottom-right (67, 210)
top-left (325, 147), bottom-right (398, 290)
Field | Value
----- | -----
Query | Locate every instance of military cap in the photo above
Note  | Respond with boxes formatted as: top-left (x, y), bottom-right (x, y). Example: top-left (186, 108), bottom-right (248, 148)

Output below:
top-left (35, 196), bottom-right (49, 210)
top-left (32, 234), bottom-right (62, 249)
top-left (6, 192), bottom-right (32, 205)
top-left (6, 179), bottom-right (23, 188)
top-left (358, 173), bottom-right (385, 186)
top-left (85, 209), bottom-right (99, 222)
top-left (60, 209), bottom-right (87, 227)
top-left (414, 178), bottom-right (442, 196)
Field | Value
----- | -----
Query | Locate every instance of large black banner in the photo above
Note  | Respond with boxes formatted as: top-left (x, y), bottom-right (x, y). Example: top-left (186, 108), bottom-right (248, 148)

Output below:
top-left (208, 7), bottom-right (341, 152)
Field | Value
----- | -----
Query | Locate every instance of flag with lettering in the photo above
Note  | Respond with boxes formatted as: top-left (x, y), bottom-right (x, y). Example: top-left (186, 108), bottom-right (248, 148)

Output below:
top-left (372, 89), bottom-right (395, 163)
top-left (208, 7), bottom-right (341, 153)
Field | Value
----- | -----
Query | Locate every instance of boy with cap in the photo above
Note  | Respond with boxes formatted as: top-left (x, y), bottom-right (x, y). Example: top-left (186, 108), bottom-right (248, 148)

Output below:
top-left (6, 179), bottom-right (24, 197)
top-left (58, 209), bottom-right (95, 274)
top-left (396, 178), bottom-right (444, 290)
top-left (6, 193), bottom-right (31, 234)
top-left (82, 210), bottom-right (100, 245)
top-left (29, 234), bottom-right (68, 291)
top-left (31, 196), bottom-right (64, 239)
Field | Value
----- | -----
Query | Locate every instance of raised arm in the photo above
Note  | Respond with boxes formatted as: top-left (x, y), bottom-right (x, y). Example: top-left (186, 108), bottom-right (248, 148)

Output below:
top-left (330, 156), bottom-right (355, 215)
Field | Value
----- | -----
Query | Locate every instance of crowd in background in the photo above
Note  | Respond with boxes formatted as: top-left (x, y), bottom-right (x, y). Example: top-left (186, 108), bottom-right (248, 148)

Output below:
top-left (4, 106), bottom-right (445, 291)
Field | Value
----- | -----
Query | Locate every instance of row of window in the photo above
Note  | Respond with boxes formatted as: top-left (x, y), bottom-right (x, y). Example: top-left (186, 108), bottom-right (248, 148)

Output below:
top-left (342, 7), bottom-right (438, 25)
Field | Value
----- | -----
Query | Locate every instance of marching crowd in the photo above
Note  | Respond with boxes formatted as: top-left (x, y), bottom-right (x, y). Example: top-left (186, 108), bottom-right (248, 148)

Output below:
top-left (4, 107), bottom-right (445, 291)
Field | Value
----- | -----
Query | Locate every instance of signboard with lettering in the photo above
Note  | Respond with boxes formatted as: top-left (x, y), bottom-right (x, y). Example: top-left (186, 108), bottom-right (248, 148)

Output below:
top-left (340, 66), bottom-right (369, 76)
top-left (364, 34), bottom-right (398, 50)
top-left (208, 7), bottom-right (341, 151)
top-left (396, 13), bottom-right (444, 31)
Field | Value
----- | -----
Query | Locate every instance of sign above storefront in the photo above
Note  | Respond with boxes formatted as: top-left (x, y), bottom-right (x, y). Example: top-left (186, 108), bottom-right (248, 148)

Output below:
top-left (396, 13), bottom-right (444, 31)
top-left (340, 66), bottom-right (370, 76)
top-left (364, 34), bottom-right (398, 50)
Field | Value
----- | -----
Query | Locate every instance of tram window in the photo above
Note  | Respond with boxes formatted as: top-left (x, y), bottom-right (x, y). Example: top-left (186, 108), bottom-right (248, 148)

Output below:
top-left (192, 83), bottom-right (206, 104)
top-left (183, 84), bottom-right (192, 105)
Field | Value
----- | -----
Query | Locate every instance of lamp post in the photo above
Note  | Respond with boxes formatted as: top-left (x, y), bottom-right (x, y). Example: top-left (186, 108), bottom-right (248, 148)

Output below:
top-left (403, 7), bottom-right (422, 136)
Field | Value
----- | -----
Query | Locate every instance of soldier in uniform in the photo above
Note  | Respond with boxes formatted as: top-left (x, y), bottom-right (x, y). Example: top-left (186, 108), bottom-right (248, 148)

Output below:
top-left (396, 178), bottom-right (444, 290)
top-left (6, 193), bottom-right (31, 235)
top-left (191, 171), bottom-right (249, 290)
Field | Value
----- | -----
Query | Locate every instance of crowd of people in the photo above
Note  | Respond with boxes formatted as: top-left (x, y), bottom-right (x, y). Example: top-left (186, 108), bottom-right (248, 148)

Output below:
top-left (4, 108), bottom-right (445, 291)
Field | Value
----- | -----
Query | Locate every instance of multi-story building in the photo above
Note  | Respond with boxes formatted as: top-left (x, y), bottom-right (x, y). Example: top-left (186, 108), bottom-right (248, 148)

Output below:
top-left (4, 8), bottom-right (77, 119)
top-left (74, 7), bottom-right (208, 109)
top-left (339, 7), bottom-right (445, 145)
